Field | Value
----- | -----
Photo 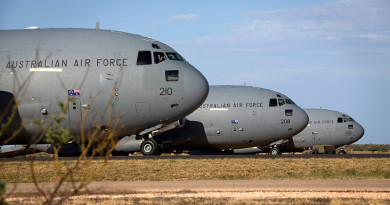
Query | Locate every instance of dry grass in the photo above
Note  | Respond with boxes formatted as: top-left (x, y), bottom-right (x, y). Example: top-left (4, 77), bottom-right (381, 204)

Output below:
top-left (6, 197), bottom-right (390, 205)
top-left (1, 158), bottom-right (390, 183)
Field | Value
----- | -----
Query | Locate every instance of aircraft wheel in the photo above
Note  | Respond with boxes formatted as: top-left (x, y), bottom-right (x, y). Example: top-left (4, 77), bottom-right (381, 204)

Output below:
top-left (141, 139), bottom-right (159, 155)
top-left (339, 150), bottom-right (346, 154)
top-left (270, 147), bottom-right (281, 155)
top-left (313, 148), bottom-right (318, 154)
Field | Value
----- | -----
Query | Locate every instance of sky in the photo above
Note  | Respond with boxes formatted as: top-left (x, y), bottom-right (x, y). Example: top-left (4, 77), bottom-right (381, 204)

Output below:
top-left (1, 0), bottom-right (389, 144)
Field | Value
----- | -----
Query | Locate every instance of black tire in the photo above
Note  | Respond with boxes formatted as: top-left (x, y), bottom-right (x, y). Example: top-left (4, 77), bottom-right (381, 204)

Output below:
top-left (270, 147), bottom-right (281, 155)
top-left (141, 139), bottom-right (158, 155)
top-left (339, 150), bottom-right (346, 154)
top-left (313, 148), bottom-right (318, 154)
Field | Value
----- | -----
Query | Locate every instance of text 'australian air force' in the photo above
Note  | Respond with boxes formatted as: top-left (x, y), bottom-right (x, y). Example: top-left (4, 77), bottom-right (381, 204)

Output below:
top-left (6, 58), bottom-right (128, 69)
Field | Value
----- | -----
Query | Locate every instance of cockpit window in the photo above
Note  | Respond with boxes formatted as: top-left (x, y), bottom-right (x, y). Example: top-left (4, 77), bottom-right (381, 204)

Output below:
top-left (285, 99), bottom-right (295, 104)
top-left (154, 52), bottom-right (166, 64)
top-left (278, 99), bottom-right (285, 106)
top-left (269, 99), bottom-right (277, 107)
top-left (166, 52), bottom-right (185, 61)
top-left (349, 118), bottom-right (354, 122)
top-left (137, 51), bottom-right (152, 65)
top-left (337, 117), bottom-right (350, 123)
top-left (152, 43), bottom-right (160, 49)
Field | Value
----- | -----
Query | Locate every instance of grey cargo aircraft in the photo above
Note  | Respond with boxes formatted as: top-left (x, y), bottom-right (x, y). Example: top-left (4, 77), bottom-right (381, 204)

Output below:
top-left (0, 28), bottom-right (209, 151)
top-left (233, 108), bottom-right (365, 155)
top-left (114, 85), bottom-right (309, 155)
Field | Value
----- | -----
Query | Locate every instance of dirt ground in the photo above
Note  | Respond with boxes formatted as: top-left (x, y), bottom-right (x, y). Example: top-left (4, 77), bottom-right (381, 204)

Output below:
top-left (4, 179), bottom-right (390, 204)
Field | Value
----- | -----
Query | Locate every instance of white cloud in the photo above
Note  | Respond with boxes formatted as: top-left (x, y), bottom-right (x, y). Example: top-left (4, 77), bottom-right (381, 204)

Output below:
top-left (358, 33), bottom-right (390, 40)
top-left (171, 0), bottom-right (390, 87)
top-left (237, 0), bottom-right (390, 42)
top-left (167, 14), bottom-right (199, 23)
top-left (178, 0), bottom-right (389, 48)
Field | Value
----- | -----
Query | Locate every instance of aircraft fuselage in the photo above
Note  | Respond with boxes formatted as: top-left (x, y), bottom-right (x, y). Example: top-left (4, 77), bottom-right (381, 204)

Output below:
top-left (0, 28), bottom-right (209, 144)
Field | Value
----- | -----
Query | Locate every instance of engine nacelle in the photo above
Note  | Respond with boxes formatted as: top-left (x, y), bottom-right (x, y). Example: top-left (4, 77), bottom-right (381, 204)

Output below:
top-left (114, 135), bottom-right (142, 153)
top-left (150, 118), bottom-right (186, 136)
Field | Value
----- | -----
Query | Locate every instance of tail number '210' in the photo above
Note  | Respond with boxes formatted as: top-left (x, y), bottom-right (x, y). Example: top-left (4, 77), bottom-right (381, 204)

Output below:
top-left (160, 87), bottom-right (173, 95)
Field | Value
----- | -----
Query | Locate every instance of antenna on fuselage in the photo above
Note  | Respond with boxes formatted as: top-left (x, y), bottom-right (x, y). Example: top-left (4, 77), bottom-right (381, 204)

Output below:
top-left (95, 22), bottom-right (100, 30)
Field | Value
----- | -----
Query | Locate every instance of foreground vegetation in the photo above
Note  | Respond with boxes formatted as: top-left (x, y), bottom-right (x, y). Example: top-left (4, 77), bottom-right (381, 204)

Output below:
top-left (347, 144), bottom-right (390, 153)
top-left (7, 197), bottom-right (390, 205)
top-left (1, 158), bottom-right (389, 183)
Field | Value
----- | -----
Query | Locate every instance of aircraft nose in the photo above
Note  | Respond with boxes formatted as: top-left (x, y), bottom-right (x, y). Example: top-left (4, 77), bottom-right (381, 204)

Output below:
top-left (354, 123), bottom-right (365, 141)
top-left (181, 65), bottom-right (209, 115)
top-left (294, 107), bottom-right (309, 133)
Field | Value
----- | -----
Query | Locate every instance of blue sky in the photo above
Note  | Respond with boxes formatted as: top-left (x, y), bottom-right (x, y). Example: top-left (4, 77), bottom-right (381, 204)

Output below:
top-left (1, 0), bottom-right (389, 144)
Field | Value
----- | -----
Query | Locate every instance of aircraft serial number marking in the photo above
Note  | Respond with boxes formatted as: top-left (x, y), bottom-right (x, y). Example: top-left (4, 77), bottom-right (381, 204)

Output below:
top-left (281, 119), bottom-right (291, 124)
top-left (160, 87), bottom-right (173, 95)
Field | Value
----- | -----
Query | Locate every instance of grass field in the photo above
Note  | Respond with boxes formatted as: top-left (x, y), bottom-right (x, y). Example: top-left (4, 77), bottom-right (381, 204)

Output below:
top-left (1, 158), bottom-right (389, 183)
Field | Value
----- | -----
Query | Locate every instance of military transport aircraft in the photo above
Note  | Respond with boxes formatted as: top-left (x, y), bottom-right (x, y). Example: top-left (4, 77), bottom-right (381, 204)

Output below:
top-left (114, 85), bottom-right (309, 155)
top-left (0, 28), bottom-right (209, 155)
top-left (233, 108), bottom-right (365, 155)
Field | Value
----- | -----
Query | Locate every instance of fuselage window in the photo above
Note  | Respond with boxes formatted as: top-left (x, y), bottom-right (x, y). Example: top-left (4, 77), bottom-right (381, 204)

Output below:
top-left (278, 99), bottom-right (285, 106)
top-left (154, 52), bottom-right (166, 64)
top-left (285, 99), bottom-right (295, 105)
top-left (166, 52), bottom-right (185, 61)
top-left (348, 125), bottom-right (353, 129)
top-left (337, 117), bottom-right (343, 123)
top-left (165, 70), bottom-right (179, 81)
top-left (285, 109), bottom-right (293, 116)
top-left (137, 51), bottom-right (152, 65)
top-left (269, 99), bottom-right (277, 107)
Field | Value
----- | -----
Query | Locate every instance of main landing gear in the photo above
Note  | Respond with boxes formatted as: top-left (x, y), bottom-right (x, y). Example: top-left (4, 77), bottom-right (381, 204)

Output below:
top-left (270, 147), bottom-right (282, 155)
top-left (140, 138), bottom-right (162, 155)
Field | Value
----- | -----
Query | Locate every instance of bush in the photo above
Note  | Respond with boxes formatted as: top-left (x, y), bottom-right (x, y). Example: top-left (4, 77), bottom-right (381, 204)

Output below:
top-left (0, 181), bottom-right (8, 205)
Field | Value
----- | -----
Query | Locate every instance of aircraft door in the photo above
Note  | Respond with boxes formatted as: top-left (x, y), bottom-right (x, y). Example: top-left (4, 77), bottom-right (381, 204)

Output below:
top-left (335, 117), bottom-right (348, 145)
top-left (68, 99), bottom-right (82, 123)
top-left (312, 131), bottom-right (320, 142)
top-left (263, 98), bottom-right (279, 140)
top-left (136, 102), bottom-right (152, 118)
